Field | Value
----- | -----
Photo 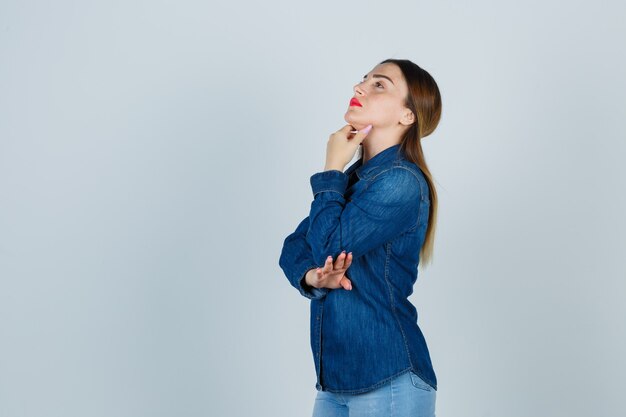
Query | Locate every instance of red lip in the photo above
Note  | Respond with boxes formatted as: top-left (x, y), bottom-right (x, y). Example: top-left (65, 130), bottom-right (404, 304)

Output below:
top-left (350, 98), bottom-right (362, 107)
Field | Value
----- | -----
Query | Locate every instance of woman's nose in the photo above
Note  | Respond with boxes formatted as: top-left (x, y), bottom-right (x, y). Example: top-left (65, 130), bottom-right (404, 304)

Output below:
top-left (353, 83), bottom-right (364, 95)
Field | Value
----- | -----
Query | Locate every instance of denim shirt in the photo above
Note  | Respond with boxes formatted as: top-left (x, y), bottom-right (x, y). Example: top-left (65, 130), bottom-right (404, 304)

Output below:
top-left (278, 144), bottom-right (437, 394)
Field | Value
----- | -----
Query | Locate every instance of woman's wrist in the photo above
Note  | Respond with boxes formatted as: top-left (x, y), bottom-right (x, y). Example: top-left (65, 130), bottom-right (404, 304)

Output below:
top-left (323, 162), bottom-right (345, 172)
top-left (304, 268), bottom-right (318, 289)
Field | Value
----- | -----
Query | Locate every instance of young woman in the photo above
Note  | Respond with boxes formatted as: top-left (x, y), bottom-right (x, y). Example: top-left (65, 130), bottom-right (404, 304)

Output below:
top-left (279, 58), bottom-right (442, 417)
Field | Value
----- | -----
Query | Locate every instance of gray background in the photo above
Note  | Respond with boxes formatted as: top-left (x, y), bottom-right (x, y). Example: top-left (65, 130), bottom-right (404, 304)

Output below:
top-left (1, 1), bottom-right (625, 416)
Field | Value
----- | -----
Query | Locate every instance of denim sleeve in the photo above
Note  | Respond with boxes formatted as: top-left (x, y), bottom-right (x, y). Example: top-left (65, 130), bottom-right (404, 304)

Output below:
top-left (306, 167), bottom-right (422, 265)
top-left (279, 216), bottom-right (330, 300)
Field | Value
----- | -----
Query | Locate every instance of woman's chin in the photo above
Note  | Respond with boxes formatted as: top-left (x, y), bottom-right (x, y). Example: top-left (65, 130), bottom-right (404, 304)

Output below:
top-left (344, 115), bottom-right (366, 130)
top-left (344, 113), bottom-right (361, 125)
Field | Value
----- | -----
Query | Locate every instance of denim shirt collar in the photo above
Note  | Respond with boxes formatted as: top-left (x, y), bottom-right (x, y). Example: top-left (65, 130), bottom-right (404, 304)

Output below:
top-left (345, 144), bottom-right (403, 180)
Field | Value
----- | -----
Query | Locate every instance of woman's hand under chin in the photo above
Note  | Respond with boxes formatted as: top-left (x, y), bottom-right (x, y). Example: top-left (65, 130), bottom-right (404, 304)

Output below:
top-left (324, 124), bottom-right (372, 171)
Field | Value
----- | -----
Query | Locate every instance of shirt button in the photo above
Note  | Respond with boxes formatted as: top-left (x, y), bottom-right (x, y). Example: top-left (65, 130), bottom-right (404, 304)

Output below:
top-left (316, 316), bottom-right (319, 320)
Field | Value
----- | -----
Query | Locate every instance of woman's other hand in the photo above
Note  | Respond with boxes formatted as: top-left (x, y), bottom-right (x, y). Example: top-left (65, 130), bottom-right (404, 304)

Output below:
top-left (305, 251), bottom-right (353, 291)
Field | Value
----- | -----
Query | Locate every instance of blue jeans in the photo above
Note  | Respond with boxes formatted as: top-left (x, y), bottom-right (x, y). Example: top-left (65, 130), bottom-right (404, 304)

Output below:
top-left (312, 370), bottom-right (436, 417)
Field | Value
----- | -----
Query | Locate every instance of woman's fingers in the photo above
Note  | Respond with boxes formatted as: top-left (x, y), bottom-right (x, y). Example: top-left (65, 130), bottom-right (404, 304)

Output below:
top-left (344, 252), bottom-right (353, 268)
top-left (334, 251), bottom-right (347, 269)
top-left (340, 276), bottom-right (352, 291)
top-left (325, 252), bottom-right (353, 272)
top-left (323, 256), bottom-right (334, 271)
top-left (319, 253), bottom-right (355, 291)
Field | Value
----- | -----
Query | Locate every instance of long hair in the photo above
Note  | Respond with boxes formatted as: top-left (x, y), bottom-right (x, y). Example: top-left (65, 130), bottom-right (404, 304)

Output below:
top-left (356, 59), bottom-right (442, 266)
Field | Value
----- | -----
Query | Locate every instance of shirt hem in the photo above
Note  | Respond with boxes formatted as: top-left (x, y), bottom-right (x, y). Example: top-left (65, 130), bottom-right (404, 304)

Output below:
top-left (317, 366), bottom-right (437, 394)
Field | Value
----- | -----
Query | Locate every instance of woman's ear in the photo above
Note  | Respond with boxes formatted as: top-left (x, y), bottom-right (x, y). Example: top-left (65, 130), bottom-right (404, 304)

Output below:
top-left (400, 109), bottom-right (415, 126)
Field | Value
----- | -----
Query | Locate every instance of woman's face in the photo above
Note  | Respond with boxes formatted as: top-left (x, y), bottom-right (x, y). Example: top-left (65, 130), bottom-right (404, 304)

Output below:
top-left (344, 63), bottom-right (412, 131)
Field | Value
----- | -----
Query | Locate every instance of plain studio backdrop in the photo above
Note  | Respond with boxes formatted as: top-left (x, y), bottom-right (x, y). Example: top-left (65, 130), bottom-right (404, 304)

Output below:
top-left (1, 1), bottom-right (625, 416)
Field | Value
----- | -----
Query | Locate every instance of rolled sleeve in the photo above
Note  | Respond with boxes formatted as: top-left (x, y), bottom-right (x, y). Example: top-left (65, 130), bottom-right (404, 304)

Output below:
top-left (279, 216), bottom-right (330, 300)
top-left (310, 170), bottom-right (349, 197)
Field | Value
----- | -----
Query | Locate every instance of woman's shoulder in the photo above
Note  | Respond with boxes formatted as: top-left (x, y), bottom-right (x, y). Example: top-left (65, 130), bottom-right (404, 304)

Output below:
top-left (363, 162), bottom-right (423, 198)
top-left (371, 159), bottom-right (425, 185)
top-left (381, 160), bottom-right (429, 201)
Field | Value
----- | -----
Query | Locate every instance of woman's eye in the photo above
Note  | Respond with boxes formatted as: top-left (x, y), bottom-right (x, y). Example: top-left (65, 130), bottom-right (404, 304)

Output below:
top-left (357, 80), bottom-right (383, 88)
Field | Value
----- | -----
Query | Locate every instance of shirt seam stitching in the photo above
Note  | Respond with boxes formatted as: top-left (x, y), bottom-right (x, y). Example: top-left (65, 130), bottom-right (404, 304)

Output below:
top-left (384, 242), bottom-right (415, 371)
top-left (313, 189), bottom-right (344, 197)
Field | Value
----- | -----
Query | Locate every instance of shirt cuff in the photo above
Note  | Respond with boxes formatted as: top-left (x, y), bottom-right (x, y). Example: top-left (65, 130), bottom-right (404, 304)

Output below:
top-left (310, 170), bottom-right (348, 197)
